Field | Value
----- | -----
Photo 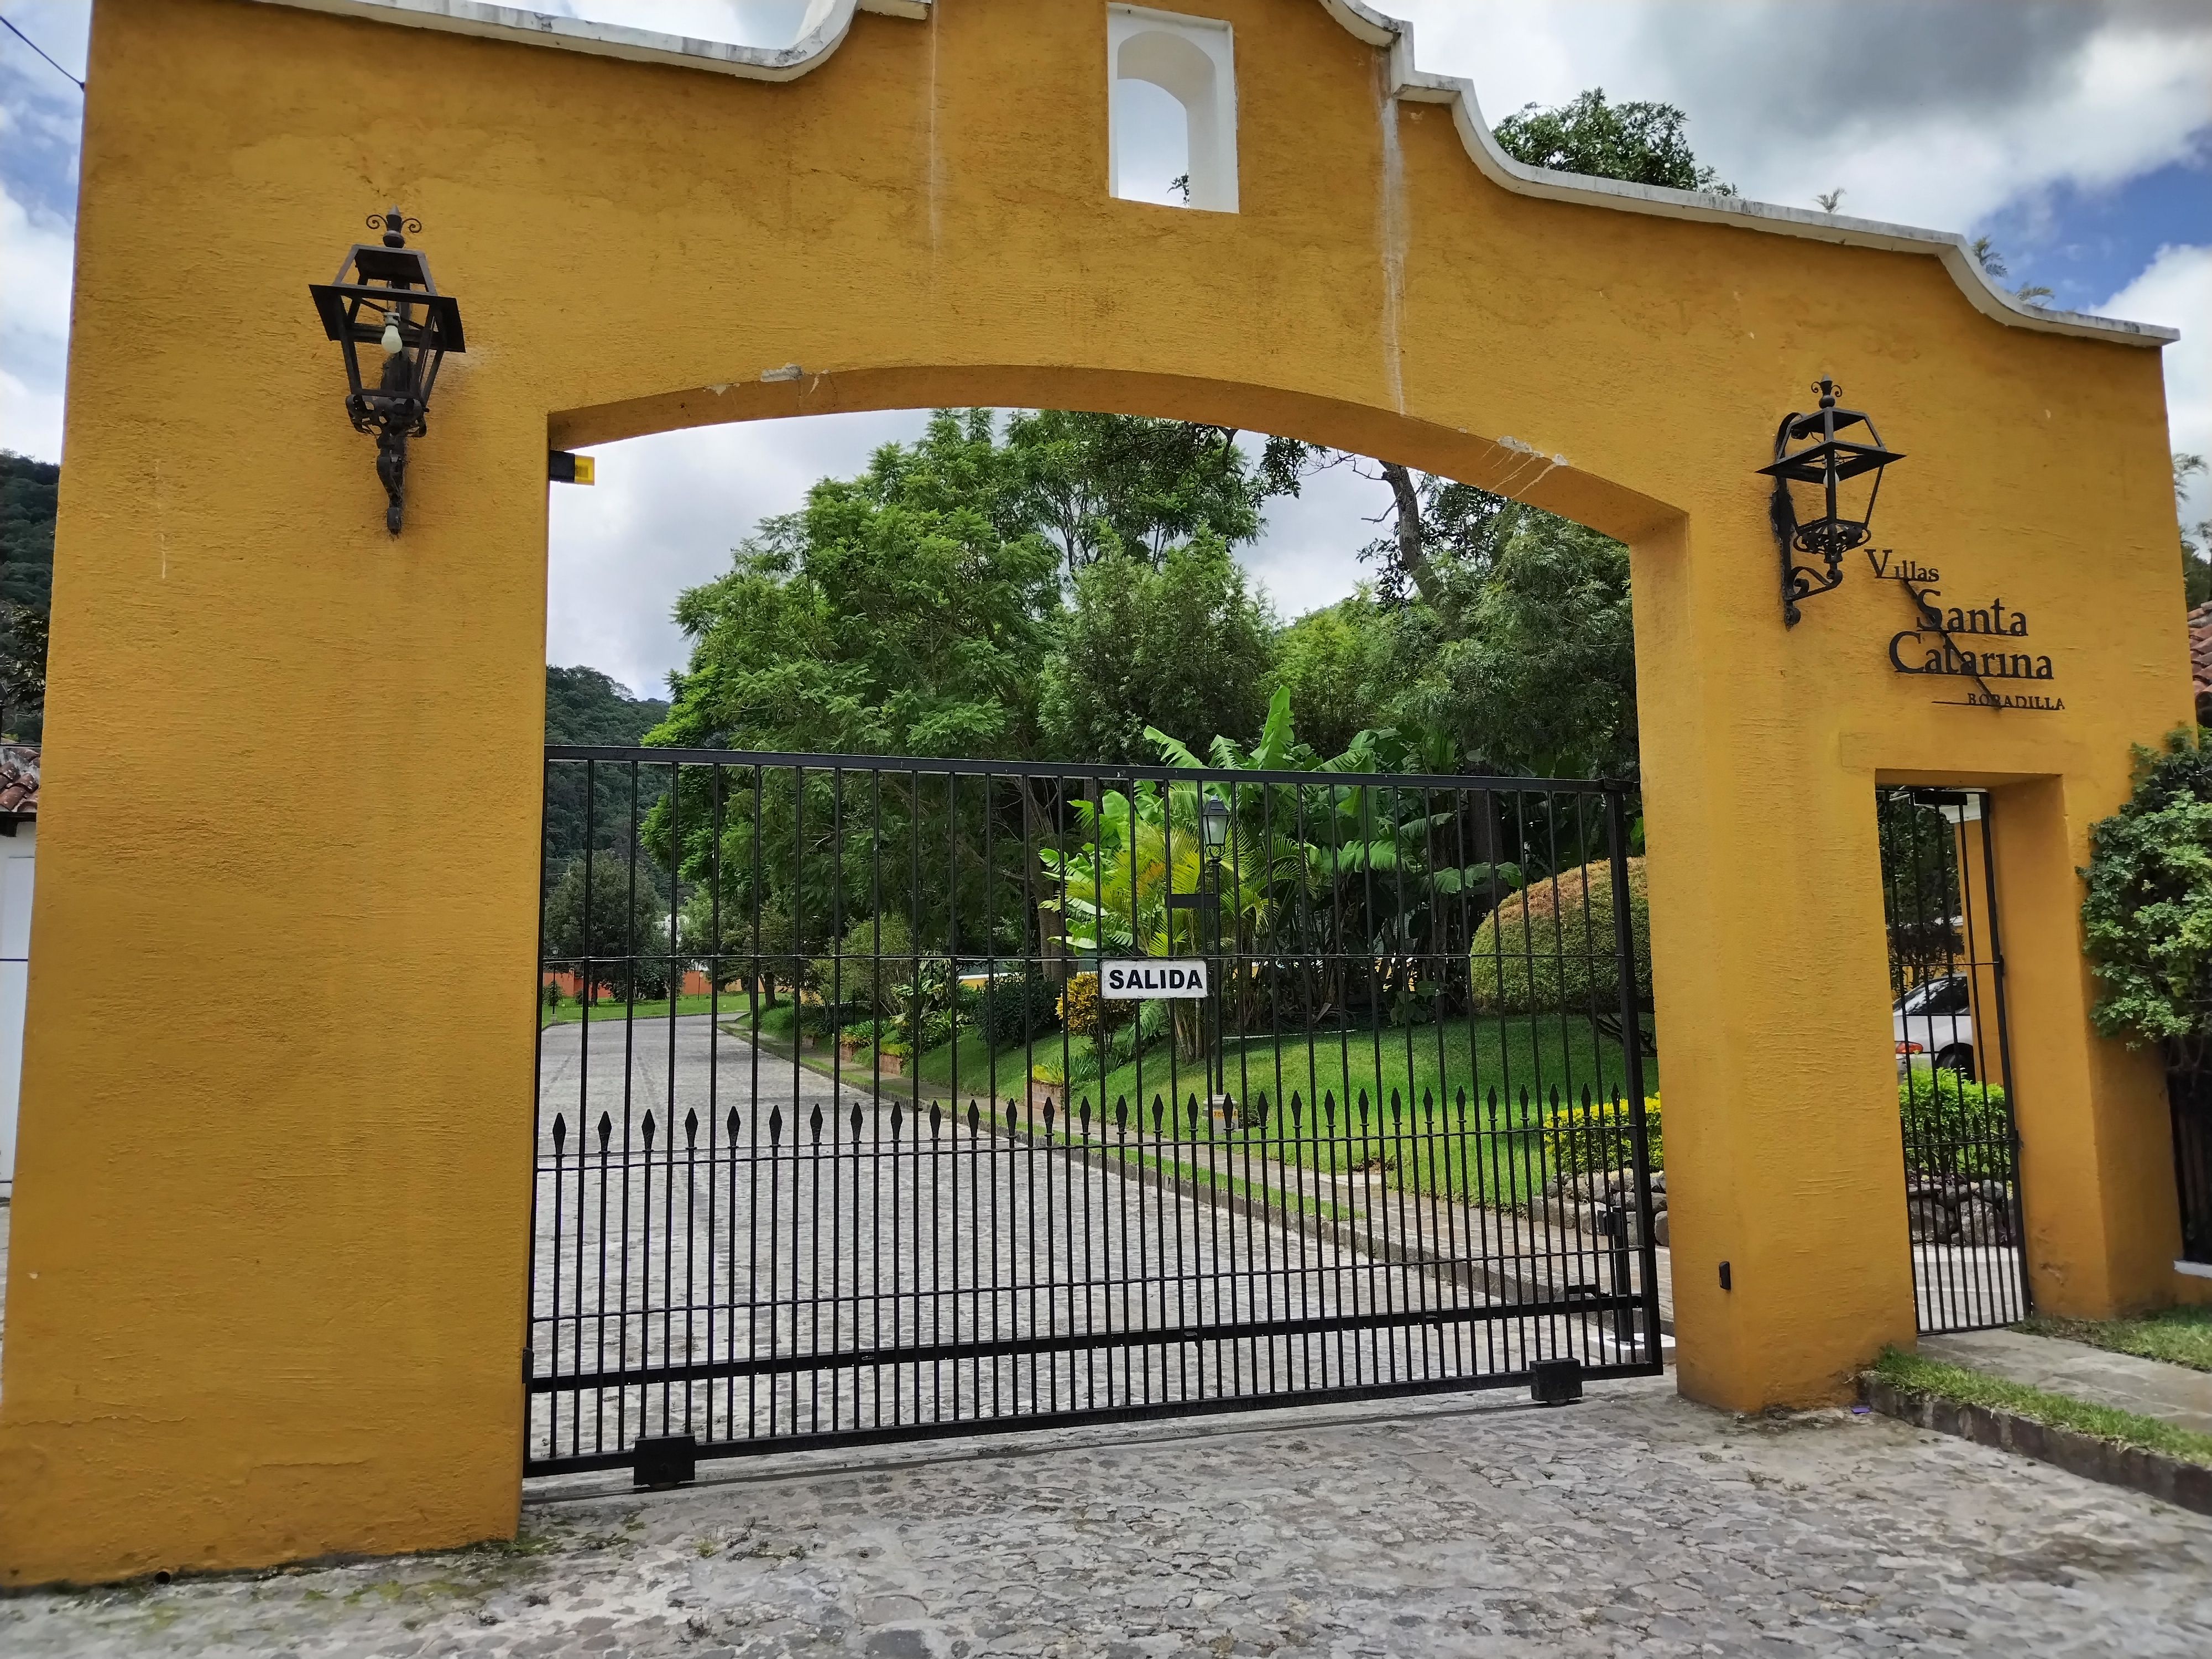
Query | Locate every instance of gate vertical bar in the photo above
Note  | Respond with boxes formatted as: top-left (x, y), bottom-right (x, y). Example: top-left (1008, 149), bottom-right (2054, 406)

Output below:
top-left (1608, 785), bottom-right (1660, 1364)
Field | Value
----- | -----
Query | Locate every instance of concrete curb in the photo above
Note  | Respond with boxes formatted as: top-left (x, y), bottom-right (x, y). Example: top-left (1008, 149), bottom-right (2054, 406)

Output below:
top-left (1859, 1374), bottom-right (2212, 1518)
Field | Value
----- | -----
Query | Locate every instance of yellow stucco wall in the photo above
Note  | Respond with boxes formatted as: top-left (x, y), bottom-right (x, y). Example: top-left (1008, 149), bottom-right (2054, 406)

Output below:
top-left (0, 0), bottom-right (2194, 1584)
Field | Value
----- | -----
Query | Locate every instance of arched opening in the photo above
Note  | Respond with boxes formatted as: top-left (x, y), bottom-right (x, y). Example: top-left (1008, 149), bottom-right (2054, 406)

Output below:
top-left (530, 370), bottom-right (1672, 1475)
top-left (1109, 8), bottom-right (1239, 213)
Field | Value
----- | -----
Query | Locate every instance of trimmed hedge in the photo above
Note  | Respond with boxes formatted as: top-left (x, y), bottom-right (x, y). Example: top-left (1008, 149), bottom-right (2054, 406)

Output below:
top-left (1542, 1093), bottom-right (1663, 1177)
top-left (962, 968), bottom-right (1062, 1049)
top-left (1899, 1065), bottom-right (2011, 1178)
top-left (1470, 857), bottom-right (1651, 1015)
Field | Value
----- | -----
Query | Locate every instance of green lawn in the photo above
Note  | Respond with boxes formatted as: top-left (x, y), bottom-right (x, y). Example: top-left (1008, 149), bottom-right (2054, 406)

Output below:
top-left (1871, 1347), bottom-right (2212, 1467)
top-left (2014, 1306), bottom-right (2212, 1374)
top-left (699, 1000), bottom-right (1656, 1209)
top-left (905, 1013), bottom-right (1653, 1207)
top-left (540, 994), bottom-right (725, 1027)
top-left (1091, 1013), bottom-right (1651, 1120)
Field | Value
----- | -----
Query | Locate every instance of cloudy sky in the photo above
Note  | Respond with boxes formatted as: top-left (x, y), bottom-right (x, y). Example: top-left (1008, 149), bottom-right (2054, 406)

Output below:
top-left (3, 1), bottom-right (2208, 698)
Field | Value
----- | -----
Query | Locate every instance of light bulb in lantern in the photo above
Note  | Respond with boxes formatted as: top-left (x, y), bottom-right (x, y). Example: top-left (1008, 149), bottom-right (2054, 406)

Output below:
top-left (380, 314), bottom-right (404, 356)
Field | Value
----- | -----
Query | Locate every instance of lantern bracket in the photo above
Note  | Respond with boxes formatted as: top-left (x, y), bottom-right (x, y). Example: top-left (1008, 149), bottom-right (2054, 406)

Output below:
top-left (1759, 379), bottom-right (1904, 627)
top-left (307, 209), bottom-right (466, 535)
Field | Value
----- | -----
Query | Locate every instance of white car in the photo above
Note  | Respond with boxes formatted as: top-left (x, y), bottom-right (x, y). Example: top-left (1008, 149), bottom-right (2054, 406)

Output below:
top-left (1895, 974), bottom-right (1975, 1078)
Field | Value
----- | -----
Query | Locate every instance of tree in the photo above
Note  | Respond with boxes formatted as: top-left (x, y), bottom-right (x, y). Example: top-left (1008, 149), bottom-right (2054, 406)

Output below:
top-left (1001, 409), bottom-right (1307, 577)
top-left (548, 664), bottom-right (669, 745)
top-left (1390, 510), bottom-right (1639, 780)
top-left (541, 853), bottom-right (676, 1001)
top-left (2081, 731), bottom-right (2212, 1075)
top-left (653, 410), bottom-right (1062, 759)
top-left (1970, 236), bottom-right (2053, 305)
top-left (1267, 592), bottom-right (1397, 760)
top-left (2178, 453), bottom-right (2211, 609)
top-left (542, 666), bottom-right (671, 864)
top-left (1037, 534), bottom-right (1276, 765)
top-left (1493, 89), bottom-right (1736, 195)
top-left (0, 451), bottom-right (57, 739)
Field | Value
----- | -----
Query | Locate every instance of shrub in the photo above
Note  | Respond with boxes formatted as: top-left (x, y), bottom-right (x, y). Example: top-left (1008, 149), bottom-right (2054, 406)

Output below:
top-left (2081, 729), bottom-right (2212, 1074)
top-left (807, 912), bottom-right (917, 1015)
top-left (799, 999), bottom-right (869, 1039)
top-left (1470, 857), bottom-right (1651, 1015)
top-left (1899, 1066), bottom-right (2011, 1178)
top-left (1060, 972), bottom-right (1131, 1037)
top-left (962, 968), bottom-right (1062, 1049)
top-left (1542, 1093), bottom-right (1662, 1177)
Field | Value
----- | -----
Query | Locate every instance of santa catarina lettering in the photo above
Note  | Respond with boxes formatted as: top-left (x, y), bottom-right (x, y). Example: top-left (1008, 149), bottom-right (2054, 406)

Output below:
top-left (1864, 549), bottom-right (2065, 712)
top-left (1101, 960), bottom-right (1212, 999)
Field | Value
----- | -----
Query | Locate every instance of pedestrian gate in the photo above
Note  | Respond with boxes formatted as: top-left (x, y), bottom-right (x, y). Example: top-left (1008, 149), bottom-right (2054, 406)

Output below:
top-left (528, 748), bottom-right (1662, 1480)
top-left (1877, 786), bottom-right (2030, 1333)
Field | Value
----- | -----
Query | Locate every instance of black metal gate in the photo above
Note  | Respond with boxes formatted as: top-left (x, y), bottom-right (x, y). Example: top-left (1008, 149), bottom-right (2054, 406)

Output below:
top-left (1878, 786), bottom-right (2030, 1333)
top-left (527, 747), bottom-right (1661, 1480)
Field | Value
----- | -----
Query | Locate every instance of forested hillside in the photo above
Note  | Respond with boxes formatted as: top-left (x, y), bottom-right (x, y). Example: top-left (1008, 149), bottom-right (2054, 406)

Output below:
top-left (0, 451), bottom-right (57, 740)
top-left (542, 665), bottom-right (669, 864)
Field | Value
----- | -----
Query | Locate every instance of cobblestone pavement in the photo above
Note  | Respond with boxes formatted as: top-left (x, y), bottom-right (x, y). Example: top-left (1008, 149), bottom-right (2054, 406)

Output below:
top-left (7, 1377), bottom-right (2212, 1657)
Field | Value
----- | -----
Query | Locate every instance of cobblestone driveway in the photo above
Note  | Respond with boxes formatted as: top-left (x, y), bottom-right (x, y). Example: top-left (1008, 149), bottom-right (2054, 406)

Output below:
top-left (6, 1378), bottom-right (2210, 1657)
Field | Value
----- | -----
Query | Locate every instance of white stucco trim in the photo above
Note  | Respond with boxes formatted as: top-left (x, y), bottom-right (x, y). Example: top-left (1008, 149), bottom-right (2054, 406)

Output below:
top-left (248, 0), bottom-right (2174, 349)
top-left (243, 0), bottom-right (929, 84)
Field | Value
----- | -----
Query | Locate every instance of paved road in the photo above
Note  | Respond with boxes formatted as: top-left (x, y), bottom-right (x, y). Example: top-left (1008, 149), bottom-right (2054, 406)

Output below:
top-left (7, 1381), bottom-right (2210, 1655)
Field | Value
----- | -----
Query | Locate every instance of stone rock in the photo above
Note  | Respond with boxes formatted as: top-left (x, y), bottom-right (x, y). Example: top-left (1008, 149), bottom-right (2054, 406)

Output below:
top-left (1954, 1196), bottom-right (2011, 1246)
top-left (1906, 1193), bottom-right (1955, 1243)
top-left (1652, 1209), bottom-right (1670, 1247)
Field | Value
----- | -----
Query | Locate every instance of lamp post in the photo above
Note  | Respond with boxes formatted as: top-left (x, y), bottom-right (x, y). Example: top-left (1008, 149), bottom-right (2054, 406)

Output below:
top-left (1760, 377), bottom-right (1904, 625)
top-left (1198, 792), bottom-right (1232, 1123)
top-left (309, 209), bottom-right (467, 535)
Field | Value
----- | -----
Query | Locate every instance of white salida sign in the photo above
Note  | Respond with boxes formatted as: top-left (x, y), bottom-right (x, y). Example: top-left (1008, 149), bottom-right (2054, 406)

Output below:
top-left (1100, 960), bottom-right (1211, 999)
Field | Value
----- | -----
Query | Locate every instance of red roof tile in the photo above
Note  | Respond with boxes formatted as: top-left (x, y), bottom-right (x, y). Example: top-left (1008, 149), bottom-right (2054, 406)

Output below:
top-left (2194, 603), bottom-right (2212, 722)
top-left (0, 744), bottom-right (36, 817)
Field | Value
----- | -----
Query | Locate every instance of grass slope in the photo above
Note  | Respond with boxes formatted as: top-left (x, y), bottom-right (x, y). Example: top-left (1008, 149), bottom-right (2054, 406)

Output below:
top-left (1872, 1348), bottom-right (2212, 1468)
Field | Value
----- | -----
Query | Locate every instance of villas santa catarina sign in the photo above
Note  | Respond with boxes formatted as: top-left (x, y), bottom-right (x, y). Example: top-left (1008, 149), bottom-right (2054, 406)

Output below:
top-left (1102, 959), bottom-right (1212, 998)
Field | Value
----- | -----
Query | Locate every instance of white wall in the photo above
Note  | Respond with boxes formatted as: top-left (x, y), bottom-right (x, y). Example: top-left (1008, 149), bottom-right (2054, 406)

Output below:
top-left (0, 820), bottom-right (32, 1196)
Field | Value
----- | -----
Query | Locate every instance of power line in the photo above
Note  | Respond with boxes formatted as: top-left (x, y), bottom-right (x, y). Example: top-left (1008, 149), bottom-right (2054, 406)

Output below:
top-left (1, 14), bottom-right (84, 92)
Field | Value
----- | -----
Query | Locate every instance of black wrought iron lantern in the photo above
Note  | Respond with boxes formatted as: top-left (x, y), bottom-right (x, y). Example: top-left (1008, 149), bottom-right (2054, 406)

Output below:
top-left (1198, 792), bottom-right (1232, 864)
top-left (309, 209), bottom-right (466, 535)
top-left (1760, 378), bottom-right (1903, 625)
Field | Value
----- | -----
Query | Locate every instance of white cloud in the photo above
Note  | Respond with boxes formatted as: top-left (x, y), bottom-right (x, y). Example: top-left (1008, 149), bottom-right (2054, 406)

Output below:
top-left (1384, 1), bottom-right (2212, 231)
top-left (549, 409), bottom-right (931, 697)
top-left (0, 182), bottom-right (72, 457)
top-left (2103, 244), bottom-right (2212, 523)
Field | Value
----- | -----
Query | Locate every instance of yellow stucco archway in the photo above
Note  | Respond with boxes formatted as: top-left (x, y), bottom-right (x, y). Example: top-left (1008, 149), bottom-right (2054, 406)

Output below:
top-left (0, 0), bottom-right (2197, 1584)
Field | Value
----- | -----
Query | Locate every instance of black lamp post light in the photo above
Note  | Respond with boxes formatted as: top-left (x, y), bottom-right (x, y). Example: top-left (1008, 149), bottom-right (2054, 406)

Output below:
top-left (1198, 792), bottom-right (1232, 1117)
top-left (1761, 378), bottom-right (1904, 626)
top-left (309, 209), bottom-right (466, 535)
